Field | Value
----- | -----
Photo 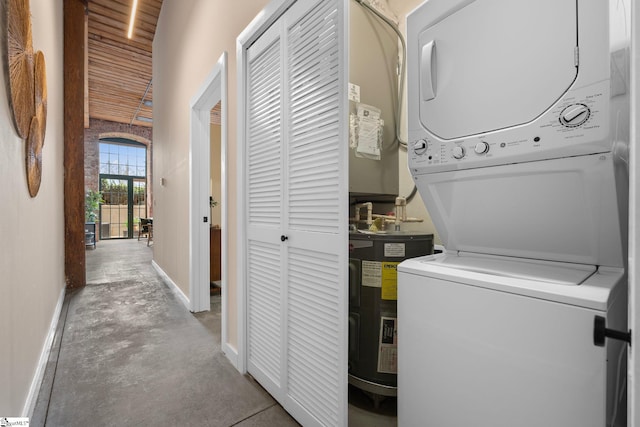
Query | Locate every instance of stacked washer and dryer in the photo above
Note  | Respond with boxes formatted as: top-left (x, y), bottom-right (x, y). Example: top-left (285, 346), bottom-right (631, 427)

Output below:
top-left (398, 1), bottom-right (630, 426)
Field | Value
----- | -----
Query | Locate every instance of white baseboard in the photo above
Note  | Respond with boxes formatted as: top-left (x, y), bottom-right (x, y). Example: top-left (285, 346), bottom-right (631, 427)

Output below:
top-left (223, 342), bottom-right (240, 371)
top-left (24, 286), bottom-right (66, 417)
top-left (152, 260), bottom-right (191, 311)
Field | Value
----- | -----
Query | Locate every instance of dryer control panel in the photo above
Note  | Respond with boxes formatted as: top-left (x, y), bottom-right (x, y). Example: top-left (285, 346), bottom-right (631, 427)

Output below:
top-left (408, 80), bottom-right (614, 175)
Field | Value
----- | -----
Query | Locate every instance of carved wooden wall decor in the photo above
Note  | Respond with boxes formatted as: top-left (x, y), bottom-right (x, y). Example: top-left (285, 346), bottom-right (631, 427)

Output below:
top-left (34, 50), bottom-right (47, 143)
top-left (26, 115), bottom-right (42, 196)
top-left (3, 0), bottom-right (48, 197)
top-left (5, 0), bottom-right (34, 139)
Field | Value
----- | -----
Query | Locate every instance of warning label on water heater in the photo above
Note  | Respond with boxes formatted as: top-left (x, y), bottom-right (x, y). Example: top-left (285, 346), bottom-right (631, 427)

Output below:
top-left (362, 261), bottom-right (399, 300)
top-left (381, 262), bottom-right (399, 300)
top-left (361, 260), bottom-right (382, 287)
top-left (377, 317), bottom-right (397, 374)
top-left (384, 243), bottom-right (406, 257)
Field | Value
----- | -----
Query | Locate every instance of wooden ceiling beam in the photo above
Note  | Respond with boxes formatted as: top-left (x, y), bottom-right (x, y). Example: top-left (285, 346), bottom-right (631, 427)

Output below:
top-left (85, 13), bottom-right (90, 128)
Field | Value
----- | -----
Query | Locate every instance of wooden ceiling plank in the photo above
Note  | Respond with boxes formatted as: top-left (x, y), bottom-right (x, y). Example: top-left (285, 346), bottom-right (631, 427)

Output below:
top-left (91, 111), bottom-right (152, 127)
top-left (88, 44), bottom-right (151, 65)
top-left (86, 0), bottom-right (162, 126)
top-left (89, 16), bottom-right (156, 42)
top-left (89, 83), bottom-right (150, 95)
top-left (89, 0), bottom-right (162, 23)
top-left (89, 12), bottom-right (159, 38)
top-left (88, 35), bottom-right (152, 58)
top-left (89, 70), bottom-right (151, 87)
top-left (88, 54), bottom-right (151, 73)
top-left (90, 2), bottom-right (161, 29)
top-left (89, 19), bottom-right (154, 43)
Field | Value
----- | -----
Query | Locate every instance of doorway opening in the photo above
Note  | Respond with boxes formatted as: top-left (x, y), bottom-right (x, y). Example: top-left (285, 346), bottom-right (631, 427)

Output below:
top-left (209, 102), bottom-right (222, 290)
top-left (189, 52), bottom-right (234, 365)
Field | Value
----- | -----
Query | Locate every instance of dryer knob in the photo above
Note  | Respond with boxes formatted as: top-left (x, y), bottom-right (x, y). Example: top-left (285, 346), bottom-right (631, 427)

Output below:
top-left (474, 141), bottom-right (490, 154)
top-left (452, 145), bottom-right (466, 159)
top-left (413, 139), bottom-right (428, 155)
top-left (559, 103), bottom-right (590, 127)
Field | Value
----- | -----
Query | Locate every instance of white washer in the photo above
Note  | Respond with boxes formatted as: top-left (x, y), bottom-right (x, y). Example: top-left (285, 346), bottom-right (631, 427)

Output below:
top-left (398, 252), bottom-right (627, 427)
top-left (400, 0), bottom-right (630, 426)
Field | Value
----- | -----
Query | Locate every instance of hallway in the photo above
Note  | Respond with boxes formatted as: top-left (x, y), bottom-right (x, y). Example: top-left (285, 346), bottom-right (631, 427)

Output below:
top-left (32, 239), bottom-right (298, 426)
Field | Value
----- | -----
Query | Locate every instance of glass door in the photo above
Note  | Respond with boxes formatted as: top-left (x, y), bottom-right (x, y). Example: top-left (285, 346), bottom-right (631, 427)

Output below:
top-left (100, 178), bottom-right (128, 239)
top-left (132, 178), bottom-right (147, 238)
top-left (100, 178), bottom-right (148, 239)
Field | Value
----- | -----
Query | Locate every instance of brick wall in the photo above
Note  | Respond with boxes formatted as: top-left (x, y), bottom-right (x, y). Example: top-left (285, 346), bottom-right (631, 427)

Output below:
top-left (84, 119), bottom-right (153, 191)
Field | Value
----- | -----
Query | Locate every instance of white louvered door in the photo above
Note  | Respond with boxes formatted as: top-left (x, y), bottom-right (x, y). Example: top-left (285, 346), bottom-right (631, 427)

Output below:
top-left (246, 18), bottom-right (285, 396)
top-left (283, 0), bottom-right (347, 425)
top-left (244, 0), bottom-right (347, 426)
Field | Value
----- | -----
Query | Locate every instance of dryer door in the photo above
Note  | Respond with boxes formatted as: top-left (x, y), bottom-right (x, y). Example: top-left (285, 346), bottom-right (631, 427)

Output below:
top-left (417, 0), bottom-right (578, 140)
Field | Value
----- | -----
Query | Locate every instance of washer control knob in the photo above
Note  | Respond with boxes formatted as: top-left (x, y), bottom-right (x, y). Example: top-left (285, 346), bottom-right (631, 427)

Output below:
top-left (413, 139), bottom-right (428, 155)
top-left (474, 141), bottom-right (490, 155)
top-left (559, 103), bottom-right (590, 127)
top-left (452, 145), bottom-right (466, 159)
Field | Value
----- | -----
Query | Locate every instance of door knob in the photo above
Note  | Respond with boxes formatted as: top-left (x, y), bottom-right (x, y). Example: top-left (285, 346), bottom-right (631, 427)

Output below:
top-left (280, 235), bottom-right (288, 242)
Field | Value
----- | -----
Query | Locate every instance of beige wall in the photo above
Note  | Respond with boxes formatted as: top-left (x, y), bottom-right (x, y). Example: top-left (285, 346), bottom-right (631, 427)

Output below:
top-left (152, 0), bottom-right (270, 349)
top-left (0, 0), bottom-right (65, 415)
top-left (210, 124), bottom-right (222, 228)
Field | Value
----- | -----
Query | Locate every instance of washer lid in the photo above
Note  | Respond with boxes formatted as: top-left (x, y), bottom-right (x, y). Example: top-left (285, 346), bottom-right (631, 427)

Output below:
top-left (417, 0), bottom-right (578, 140)
top-left (398, 252), bottom-right (625, 311)
top-left (430, 252), bottom-right (596, 286)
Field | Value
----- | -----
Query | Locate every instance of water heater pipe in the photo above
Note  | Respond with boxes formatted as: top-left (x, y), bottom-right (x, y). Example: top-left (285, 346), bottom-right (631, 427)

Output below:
top-left (355, 202), bottom-right (373, 225)
top-left (395, 196), bottom-right (406, 230)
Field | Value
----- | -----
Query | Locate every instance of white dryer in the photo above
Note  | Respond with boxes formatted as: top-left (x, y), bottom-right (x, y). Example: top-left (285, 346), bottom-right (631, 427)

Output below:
top-left (405, 0), bottom-right (629, 265)
top-left (398, 0), bottom-right (630, 426)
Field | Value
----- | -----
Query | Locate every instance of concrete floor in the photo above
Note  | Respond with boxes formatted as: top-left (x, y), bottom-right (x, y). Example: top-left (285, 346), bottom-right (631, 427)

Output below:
top-left (32, 239), bottom-right (396, 426)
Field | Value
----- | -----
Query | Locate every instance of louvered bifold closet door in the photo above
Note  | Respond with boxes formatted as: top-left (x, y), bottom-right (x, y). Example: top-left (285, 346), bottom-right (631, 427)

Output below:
top-left (245, 19), bottom-right (286, 399)
top-left (244, 0), bottom-right (347, 425)
top-left (282, 0), bottom-right (347, 426)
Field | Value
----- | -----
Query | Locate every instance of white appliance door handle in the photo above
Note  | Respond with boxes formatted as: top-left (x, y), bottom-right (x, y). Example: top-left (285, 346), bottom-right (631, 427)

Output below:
top-left (421, 40), bottom-right (437, 101)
